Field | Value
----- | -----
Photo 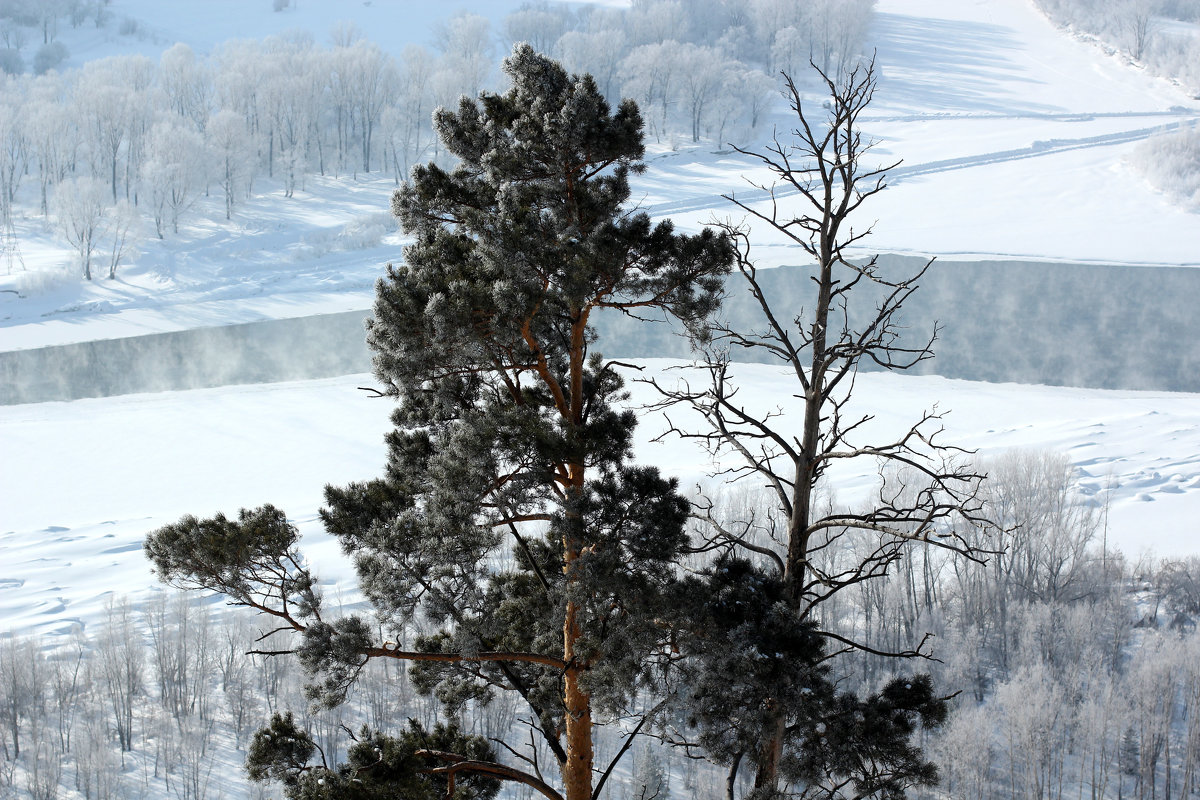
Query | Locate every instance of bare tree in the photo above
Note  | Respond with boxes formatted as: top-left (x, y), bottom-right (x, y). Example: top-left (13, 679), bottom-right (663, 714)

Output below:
top-left (145, 592), bottom-right (214, 722)
top-left (216, 613), bottom-right (259, 748)
top-left (652, 61), bottom-right (993, 797)
top-left (0, 636), bottom-right (38, 760)
top-left (97, 597), bottom-right (145, 754)
top-left (25, 741), bottom-right (62, 800)
top-left (47, 632), bottom-right (89, 754)
top-left (104, 198), bottom-right (139, 279)
top-left (1124, 0), bottom-right (1159, 61)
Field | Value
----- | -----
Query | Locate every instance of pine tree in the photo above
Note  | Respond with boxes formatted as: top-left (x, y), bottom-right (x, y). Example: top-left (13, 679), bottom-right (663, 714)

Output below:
top-left (676, 557), bottom-right (946, 800)
top-left (145, 45), bottom-right (733, 800)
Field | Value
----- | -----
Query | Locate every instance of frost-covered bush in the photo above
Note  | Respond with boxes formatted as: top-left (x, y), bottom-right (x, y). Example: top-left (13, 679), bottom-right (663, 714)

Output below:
top-left (1130, 125), bottom-right (1200, 207)
top-left (7, 263), bottom-right (75, 297)
top-left (0, 47), bottom-right (21, 75)
top-left (32, 41), bottom-right (67, 75)
top-left (1147, 31), bottom-right (1200, 91)
top-left (294, 212), bottom-right (396, 260)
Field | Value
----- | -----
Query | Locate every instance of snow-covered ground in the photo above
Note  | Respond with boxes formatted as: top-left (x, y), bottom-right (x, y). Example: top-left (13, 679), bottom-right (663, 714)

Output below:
top-left (2, 0), bottom-right (1200, 633)
top-left (0, 4), bottom-right (1197, 799)
top-left (4, 0), bottom-right (1200, 350)
top-left (3, 363), bottom-right (1199, 636)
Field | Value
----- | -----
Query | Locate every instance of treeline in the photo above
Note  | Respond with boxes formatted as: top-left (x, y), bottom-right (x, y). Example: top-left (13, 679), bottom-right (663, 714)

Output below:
top-left (697, 449), bottom-right (1200, 800)
top-left (0, 0), bottom-right (876, 278)
top-left (0, 594), bottom-right (464, 800)
top-left (1032, 0), bottom-right (1200, 88)
top-left (841, 450), bottom-right (1200, 800)
top-left (1, 449), bottom-right (1198, 800)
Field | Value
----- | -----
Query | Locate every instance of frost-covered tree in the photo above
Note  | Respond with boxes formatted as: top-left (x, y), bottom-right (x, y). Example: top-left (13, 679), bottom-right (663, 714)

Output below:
top-left (620, 41), bottom-right (680, 141)
top-left (159, 43), bottom-right (212, 132)
top-left (930, 702), bottom-right (994, 800)
top-left (145, 46), bottom-right (733, 800)
top-left (142, 116), bottom-right (205, 236)
top-left (0, 84), bottom-right (27, 214)
top-left (1131, 125), bottom-right (1200, 208)
top-left (554, 27), bottom-right (626, 101)
top-left (380, 45), bottom-right (436, 183)
top-left (74, 56), bottom-right (153, 202)
top-left (334, 40), bottom-right (396, 173)
top-left (982, 450), bottom-right (1101, 607)
top-left (53, 175), bottom-right (107, 279)
top-left (206, 109), bottom-right (254, 220)
top-left (1125, 633), bottom-right (1182, 800)
top-left (257, 35), bottom-right (324, 189)
top-left (26, 85), bottom-right (77, 216)
top-left (0, 48), bottom-right (21, 76)
top-left (433, 11), bottom-right (493, 101)
top-left (103, 196), bottom-right (138, 279)
top-left (504, 1), bottom-right (574, 54)
top-left (626, 0), bottom-right (686, 47)
top-left (31, 40), bottom-right (66, 74)
top-left (995, 662), bottom-right (1072, 800)
top-left (0, 636), bottom-right (38, 759)
top-left (674, 43), bottom-right (727, 143)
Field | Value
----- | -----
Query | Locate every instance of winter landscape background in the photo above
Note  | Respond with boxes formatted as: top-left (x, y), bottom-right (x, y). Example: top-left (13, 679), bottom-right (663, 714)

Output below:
top-left (3, 0), bottom-right (1200, 798)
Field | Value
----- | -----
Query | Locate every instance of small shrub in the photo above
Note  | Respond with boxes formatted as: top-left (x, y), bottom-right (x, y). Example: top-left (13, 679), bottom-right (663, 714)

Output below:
top-left (32, 41), bottom-right (67, 75)
top-left (0, 47), bottom-right (21, 75)
top-left (1131, 125), bottom-right (1200, 207)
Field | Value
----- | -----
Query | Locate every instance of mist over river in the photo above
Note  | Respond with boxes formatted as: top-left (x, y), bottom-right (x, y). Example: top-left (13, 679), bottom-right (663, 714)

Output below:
top-left (3, 256), bottom-right (1196, 404)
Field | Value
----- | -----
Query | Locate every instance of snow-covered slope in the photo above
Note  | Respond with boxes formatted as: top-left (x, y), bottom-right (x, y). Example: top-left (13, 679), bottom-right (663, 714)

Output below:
top-left (2, 0), bottom-right (1200, 630)
top-left (3, 0), bottom-right (1199, 352)
top-left (862, 0), bottom-right (1200, 263)
top-left (4, 363), bottom-right (1199, 636)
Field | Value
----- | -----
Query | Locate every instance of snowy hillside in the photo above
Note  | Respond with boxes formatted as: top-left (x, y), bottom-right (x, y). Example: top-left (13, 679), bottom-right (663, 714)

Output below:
top-left (0, 1), bottom-right (1195, 800)
top-left (0, 0), bottom-right (1197, 626)
top-left (0, 0), bottom-right (1196, 638)
top-left (2, 2), bottom-right (1200, 800)
top-left (3, 363), bottom-right (1200, 636)
top-left (2, 0), bottom-right (1199, 352)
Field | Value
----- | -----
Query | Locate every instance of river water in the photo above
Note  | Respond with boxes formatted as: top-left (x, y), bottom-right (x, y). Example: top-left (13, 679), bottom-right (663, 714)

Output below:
top-left (3, 256), bottom-right (1196, 405)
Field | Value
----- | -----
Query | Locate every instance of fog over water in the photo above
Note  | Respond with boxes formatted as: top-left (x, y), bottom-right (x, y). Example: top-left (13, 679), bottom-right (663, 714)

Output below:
top-left (4, 256), bottom-right (1196, 405)
top-left (614, 255), bottom-right (1200, 392)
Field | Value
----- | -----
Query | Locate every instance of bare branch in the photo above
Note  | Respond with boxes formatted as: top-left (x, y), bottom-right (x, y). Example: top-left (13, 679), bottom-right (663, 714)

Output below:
top-left (416, 750), bottom-right (565, 800)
